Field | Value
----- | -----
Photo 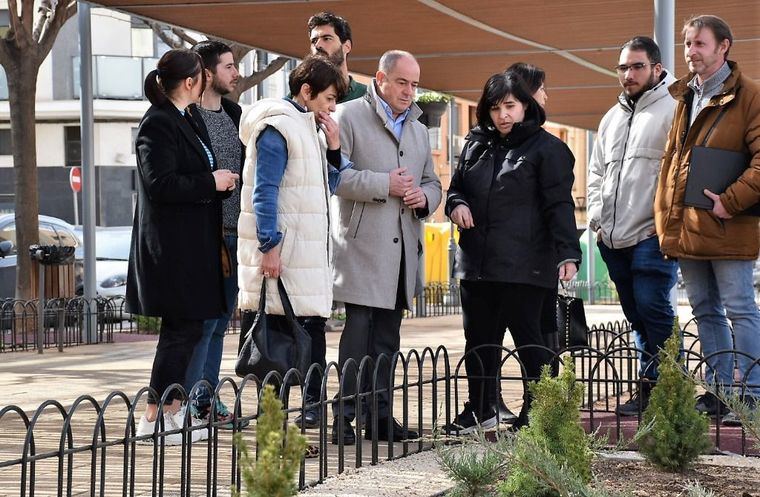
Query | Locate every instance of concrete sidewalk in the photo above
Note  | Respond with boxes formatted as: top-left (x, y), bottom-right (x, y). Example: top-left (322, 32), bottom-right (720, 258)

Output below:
top-left (0, 305), bottom-right (695, 412)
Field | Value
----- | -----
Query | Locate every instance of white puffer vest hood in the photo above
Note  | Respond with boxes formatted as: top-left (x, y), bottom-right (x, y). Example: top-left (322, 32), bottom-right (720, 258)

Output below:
top-left (237, 98), bottom-right (332, 317)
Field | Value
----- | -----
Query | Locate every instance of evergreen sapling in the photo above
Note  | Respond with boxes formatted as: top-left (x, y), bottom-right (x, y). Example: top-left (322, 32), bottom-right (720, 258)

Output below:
top-left (638, 320), bottom-right (710, 471)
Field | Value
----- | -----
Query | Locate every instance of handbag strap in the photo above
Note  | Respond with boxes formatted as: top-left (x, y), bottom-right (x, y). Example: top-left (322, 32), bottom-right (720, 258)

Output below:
top-left (257, 278), bottom-right (267, 314)
top-left (276, 278), bottom-right (299, 321)
top-left (558, 279), bottom-right (569, 297)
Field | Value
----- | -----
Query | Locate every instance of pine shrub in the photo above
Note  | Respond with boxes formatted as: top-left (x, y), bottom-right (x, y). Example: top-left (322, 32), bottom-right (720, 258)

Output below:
top-left (234, 385), bottom-right (306, 497)
top-left (638, 320), bottom-right (710, 471)
top-left (501, 358), bottom-right (592, 496)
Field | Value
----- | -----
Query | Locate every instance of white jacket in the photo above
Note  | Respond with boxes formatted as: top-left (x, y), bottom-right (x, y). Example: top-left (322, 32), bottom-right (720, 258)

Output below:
top-left (587, 71), bottom-right (677, 249)
top-left (237, 99), bottom-right (332, 317)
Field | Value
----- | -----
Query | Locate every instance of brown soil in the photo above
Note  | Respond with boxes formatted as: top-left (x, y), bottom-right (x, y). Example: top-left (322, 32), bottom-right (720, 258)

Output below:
top-left (592, 459), bottom-right (760, 497)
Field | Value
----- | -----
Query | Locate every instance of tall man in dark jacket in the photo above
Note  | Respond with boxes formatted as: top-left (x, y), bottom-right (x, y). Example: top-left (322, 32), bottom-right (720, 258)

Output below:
top-left (654, 15), bottom-right (760, 424)
top-left (184, 41), bottom-right (246, 427)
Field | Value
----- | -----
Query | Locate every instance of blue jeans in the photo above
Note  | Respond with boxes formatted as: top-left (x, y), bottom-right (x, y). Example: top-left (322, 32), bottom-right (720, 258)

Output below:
top-left (679, 259), bottom-right (760, 396)
top-left (185, 235), bottom-right (239, 408)
top-left (598, 236), bottom-right (678, 379)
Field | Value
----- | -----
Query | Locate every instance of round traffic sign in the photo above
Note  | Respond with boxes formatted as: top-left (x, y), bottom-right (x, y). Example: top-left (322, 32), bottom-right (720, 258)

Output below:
top-left (69, 167), bottom-right (82, 193)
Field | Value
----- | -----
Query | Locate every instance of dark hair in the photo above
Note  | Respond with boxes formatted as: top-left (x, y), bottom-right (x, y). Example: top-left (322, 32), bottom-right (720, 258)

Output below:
top-left (682, 14), bottom-right (733, 59)
top-left (193, 40), bottom-right (233, 74)
top-left (144, 49), bottom-right (204, 106)
top-left (475, 73), bottom-right (546, 130)
top-left (288, 55), bottom-right (347, 101)
top-left (620, 36), bottom-right (662, 64)
top-left (505, 62), bottom-right (546, 94)
top-left (307, 11), bottom-right (352, 43)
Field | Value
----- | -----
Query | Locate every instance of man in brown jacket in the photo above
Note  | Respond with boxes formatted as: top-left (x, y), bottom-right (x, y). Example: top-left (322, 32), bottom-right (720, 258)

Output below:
top-left (654, 15), bottom-right (760, 425)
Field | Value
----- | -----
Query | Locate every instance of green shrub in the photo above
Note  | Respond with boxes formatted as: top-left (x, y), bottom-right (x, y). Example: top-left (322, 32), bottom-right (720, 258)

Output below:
top-left (135, 315), bottom-right (161, 334)
top-left (416, 91), bottom-right (451, 103)
top-left (501, 358), bottom-right (592, 496)
top-left (234, 385), bottom-right (306, 497)
top-left (638, 321), bottom-right (710, 471)
top-left (437, 434), bottom-right (509, 497)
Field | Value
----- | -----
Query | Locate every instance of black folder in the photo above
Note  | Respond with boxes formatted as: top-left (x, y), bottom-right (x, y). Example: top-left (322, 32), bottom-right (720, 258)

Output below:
top-left (683, 145), bottom-right (760, 216)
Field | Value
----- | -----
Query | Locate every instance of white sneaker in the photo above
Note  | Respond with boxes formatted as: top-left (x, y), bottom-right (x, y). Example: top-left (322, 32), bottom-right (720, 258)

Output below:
top-left (135, 405), bottom-right (209, 446)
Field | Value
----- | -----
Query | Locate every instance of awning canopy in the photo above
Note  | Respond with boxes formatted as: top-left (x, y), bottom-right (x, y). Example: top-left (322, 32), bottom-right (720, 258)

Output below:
top-left (92, 0), bottom-right (758, 130)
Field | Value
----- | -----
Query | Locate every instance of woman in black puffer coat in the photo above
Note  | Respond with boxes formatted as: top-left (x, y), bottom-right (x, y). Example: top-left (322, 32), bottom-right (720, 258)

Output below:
top-left (444, 72), bottom-right (581, 434)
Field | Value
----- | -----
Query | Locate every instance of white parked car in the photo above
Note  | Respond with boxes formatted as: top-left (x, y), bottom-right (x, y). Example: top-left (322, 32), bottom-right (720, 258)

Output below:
top-left (0, 214), bottom-right (83, 299)
top-left (74, 226), bottom-right (131, 298)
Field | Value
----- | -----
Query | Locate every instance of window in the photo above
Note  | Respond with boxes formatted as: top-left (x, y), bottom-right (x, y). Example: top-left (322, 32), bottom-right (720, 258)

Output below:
top-left (38, 223), bottom-right (60, 246)
top-left (0, 10), bottom-right (9, 38)
top-left (0, 129), bottom-right (11, 155)
top-left (0, 223), bottom-right (16, 256)
top-left (52, 226), bottom-right (80, 250)
top-left (64, 126), bottom-right (81, 167)
top-left (428, 127), bottom-right (442, 151)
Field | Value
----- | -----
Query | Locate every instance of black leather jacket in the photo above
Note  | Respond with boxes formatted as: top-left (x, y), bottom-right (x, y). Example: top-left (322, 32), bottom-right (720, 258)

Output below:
top-left (445, 122), bottom-right (581, 288)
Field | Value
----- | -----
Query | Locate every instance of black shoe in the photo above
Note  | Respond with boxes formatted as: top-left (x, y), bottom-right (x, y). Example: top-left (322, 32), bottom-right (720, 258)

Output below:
top-left (331, 417), bottom-right (355, 445)
top-left (495, 397), bottom-right (518, 424)
top-left (294, 409), bottom-right (320, 429)
top-left (721, 396), bottom-right (757, 427)
top-left (443, 402), bottom-right (498, 436)
top-left (695, 392), bottom-right (729, 417)
top-left (616, 389), bottom-right (649, 417)
top-left (364, 416), bottom-right (419, 442)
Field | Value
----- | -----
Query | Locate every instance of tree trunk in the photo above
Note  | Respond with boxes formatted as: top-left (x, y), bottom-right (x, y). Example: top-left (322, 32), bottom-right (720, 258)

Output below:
top-left (7, 57), bottom-right (40, 300)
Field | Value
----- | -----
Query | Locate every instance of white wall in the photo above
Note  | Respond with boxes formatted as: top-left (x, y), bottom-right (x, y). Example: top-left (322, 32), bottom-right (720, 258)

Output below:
top-left (95, 122), bottom-right (137, 165)
top-left (91, 9), bottom-right (132, 56)
top-left (36, 123), bottom-right (65, 167)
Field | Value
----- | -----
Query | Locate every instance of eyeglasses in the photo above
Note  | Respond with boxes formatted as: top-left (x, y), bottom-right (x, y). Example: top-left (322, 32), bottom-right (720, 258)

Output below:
top-left (614, 62), bottom-right (656, 74)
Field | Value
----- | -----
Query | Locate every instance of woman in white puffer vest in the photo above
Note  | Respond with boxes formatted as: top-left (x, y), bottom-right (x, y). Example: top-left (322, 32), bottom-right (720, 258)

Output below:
top-left (237, 55), bottom-right (348, 422)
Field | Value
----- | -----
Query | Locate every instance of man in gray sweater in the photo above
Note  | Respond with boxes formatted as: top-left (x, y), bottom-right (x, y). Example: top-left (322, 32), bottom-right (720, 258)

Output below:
top-left (331, 50), bottom-right (442, 445)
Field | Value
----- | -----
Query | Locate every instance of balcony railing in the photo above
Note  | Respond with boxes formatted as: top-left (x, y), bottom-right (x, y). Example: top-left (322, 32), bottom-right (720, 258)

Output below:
top-left (73, 55), bottom-right (158, 100)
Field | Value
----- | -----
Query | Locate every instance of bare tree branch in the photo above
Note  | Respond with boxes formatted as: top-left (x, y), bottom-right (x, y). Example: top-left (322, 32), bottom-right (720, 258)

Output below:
top-left (20, 0), bottom-right (35, 41)
top-left (229, 56), bottom-right (289, 101)
top-left (37, 0), bottom-right (76, 57)
top-left (171, 27), bottom-right (198, 46)
top-left (146, 21), bottom-right (184, 48)
top-left (31, 0), bottom-right (52, 41)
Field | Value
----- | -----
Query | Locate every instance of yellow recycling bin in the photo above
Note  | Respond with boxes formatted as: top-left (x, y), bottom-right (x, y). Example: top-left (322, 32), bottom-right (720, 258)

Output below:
top-left (424, 222), bottom-right (458, 284)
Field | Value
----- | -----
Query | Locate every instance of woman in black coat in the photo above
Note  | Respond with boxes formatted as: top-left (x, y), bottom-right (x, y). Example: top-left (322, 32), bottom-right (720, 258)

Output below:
top-left (126, 49), bottom-right (239, 445)
top-left (444, 72), bottom-right (581, 434)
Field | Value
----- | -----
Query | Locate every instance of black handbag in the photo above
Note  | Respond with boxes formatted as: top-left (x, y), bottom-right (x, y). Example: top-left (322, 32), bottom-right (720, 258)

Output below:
top-left (556, 281), bottom-right (589, 349)
top-left (235, 278), bottom-right (312, 385)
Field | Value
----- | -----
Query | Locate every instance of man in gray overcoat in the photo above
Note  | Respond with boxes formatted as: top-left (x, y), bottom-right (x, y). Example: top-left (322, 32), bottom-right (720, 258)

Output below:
top-left (331, 50), bottom-right (442, 445)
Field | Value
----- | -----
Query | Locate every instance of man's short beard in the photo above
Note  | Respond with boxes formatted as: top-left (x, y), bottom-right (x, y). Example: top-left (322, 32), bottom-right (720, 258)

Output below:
top-left (627, 72), bottom-right (658, 101)
top-left (317, 47), bottom-right (345, 66)
top-left (210, 78), bottom-right (232, 96)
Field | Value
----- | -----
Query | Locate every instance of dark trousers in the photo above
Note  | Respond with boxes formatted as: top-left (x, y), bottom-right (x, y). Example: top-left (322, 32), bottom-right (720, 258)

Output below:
top-left (460, 279), bottom-right (552, 423)
top-left (598, 236), bottom-right (678, 379)
top-left (148, 317), bottom-right (205, 404)
top-left (238, 311), bottom-right (326, 405)
top-left (334, 302), bottom-right (404, 421)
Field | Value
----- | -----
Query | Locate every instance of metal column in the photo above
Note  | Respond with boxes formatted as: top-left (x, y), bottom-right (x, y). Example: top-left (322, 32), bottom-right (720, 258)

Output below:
top-left (654, 0), bottom-right (675, 73)
top-left (78, 1), bottom-right (97, 343)
top-left (654, 0), bottom-right (679, 313)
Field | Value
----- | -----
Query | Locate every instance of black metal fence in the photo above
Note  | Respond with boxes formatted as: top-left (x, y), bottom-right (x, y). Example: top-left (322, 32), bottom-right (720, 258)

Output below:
top-left (1, 319), bottom-right (759, 496)
top-left (0, 284), bottom-right (464, 353)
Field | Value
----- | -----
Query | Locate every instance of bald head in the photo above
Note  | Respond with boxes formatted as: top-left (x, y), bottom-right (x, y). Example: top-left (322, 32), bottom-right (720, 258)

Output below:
top-left (376, 50), bottom-right (420, 117)
top-left (378, 50), bottom-right (416, 73)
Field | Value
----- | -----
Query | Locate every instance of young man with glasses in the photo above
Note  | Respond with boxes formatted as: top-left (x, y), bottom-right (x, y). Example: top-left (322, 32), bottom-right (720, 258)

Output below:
top-left (587, 36), bottom-right (679, 416)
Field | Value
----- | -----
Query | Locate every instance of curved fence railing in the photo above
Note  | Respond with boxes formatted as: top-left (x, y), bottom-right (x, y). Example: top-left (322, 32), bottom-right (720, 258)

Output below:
top-left (1, 284), bottom-right (464, 353)
top-left (1, 319), bottom-right (758, 496)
